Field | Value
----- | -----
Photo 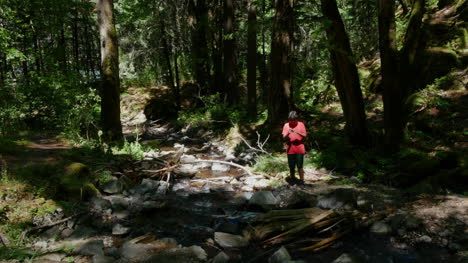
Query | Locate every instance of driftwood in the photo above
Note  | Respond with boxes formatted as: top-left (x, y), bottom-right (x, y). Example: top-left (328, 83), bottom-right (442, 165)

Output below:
top-left (249, 208), bottom-right (365, 251)
top-left (19, 213), bottom-right (83, 243)
top-left (239, 132), bottom-right (272, 156)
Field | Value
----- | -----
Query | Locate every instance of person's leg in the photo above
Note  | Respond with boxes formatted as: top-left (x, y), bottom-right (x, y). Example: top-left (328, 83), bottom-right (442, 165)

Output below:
top-left (287, 154), bottom-right (296, 181)
top-left (297, 154), bottom-right (304, 181)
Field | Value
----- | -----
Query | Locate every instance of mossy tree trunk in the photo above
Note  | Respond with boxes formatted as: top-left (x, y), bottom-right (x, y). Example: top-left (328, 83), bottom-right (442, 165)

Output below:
top-left (224, 0), bottom-right (239, 104)
top-left (268, 0), bottom-right (294, 125)
top-left (320, 0), bottom-right (368, 145)
top-left (247, 1), bottom-right (257, 119)
top-left (97, 0), bottom-right (123, 142)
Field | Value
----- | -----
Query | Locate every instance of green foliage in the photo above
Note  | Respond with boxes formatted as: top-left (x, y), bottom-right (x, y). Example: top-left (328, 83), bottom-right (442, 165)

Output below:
top-left (253, 155), bottom-right (288, 175)
top-left (298, 74), bottom-right (337, 112)
top-left (111, 138), bottom-right (149, 160)
top-left (0, 246), bottom-right (33, 261)
top-left (177, 93), bottom-right (248, 128)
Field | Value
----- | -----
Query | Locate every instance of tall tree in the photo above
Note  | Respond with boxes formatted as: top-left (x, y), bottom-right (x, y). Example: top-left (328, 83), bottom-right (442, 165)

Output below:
top-left (268, 0), bottom-right (294, 125)
top-left (320, 0), bottom-right (368, 145)
top-left (189, 0), bottom-right (210, 93)
top-left (97, 0), bottom-right (123, 142)
top-left (224, 0), bottom-right (239, 104)
top-left (378, 0), bottom-right (426, 150)
top-left (247, 1), bottom-right (257, 119)
top-left (378, 0), bottom-right (402, 151)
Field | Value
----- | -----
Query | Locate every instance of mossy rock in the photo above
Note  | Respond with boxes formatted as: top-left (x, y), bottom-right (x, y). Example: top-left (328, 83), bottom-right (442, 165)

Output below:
top-left (61, 162), bottom-right (90, 192)
top-left (82, 183), bottom-right (101, 200)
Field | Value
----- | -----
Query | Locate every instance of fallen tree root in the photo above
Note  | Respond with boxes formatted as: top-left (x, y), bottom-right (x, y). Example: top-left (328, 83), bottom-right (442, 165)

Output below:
top-left (20, 212), bottom-right (83, 243)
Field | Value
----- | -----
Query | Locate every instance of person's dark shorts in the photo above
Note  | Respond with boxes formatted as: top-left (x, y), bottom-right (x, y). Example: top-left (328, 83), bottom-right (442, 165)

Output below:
top-left (287, 154), bottom-right (304, 169)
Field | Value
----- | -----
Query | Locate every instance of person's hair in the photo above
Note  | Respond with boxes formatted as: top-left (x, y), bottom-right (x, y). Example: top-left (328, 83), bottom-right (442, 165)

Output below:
top-left (288, 111), bottom-right (298, 120)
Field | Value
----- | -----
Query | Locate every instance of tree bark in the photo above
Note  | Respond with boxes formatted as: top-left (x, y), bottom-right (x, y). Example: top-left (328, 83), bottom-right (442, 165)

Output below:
top-left (378, 0), bottom-right (403, 151)
top-left (247, 1), bottom-right (257, 119)
top-left (97, 0), bottom-right (123, 142)
top-left (190, 0), bottom-right (210, 94)
top-left (268, 0), bottom-right (294, 125)
top-left (160, 19), bottom-right (178, 110)
top-left (320, 0), bottom-right (368, 145)
top-left (224, 0), bottom-right (239, 104)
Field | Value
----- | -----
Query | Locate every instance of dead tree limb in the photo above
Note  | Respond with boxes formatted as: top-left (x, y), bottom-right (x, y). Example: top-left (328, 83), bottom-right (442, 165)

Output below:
top-left (20, 212), bottom-right (84, 243)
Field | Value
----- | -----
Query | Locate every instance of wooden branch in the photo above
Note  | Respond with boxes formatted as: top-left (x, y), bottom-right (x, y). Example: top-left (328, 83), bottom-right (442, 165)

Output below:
top-left (20, 213), bottom-right (83, 243)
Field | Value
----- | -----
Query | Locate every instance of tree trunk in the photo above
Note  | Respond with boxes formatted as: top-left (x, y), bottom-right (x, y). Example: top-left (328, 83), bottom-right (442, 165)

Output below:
top-left (247, 1), bottom-right (257, 119)
top-left (378, 0), bottom-right (403, 152)
top-left (97, 0), bottom-right (123, 142)
top-left (224, 0), bottom-right (239, 104)
top-left (211, 0), bottom-right (223, 95)
top-left (268, 0), bottom-right (294, 125)
top-left (160, 19), bottom-right (177, 110)
top-left (260, 0), bottom-right (268, 108)
top-left (320, 0), bottom-right (368, 145)
top-left (174, 51), bottom-right (181, 110)
top-left (190, 0), bottom-right (210, 94)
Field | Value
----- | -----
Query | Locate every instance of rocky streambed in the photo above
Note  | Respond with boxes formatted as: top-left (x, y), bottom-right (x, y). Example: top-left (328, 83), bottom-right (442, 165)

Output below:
top-left (24, 124), bottom-right (465, 263)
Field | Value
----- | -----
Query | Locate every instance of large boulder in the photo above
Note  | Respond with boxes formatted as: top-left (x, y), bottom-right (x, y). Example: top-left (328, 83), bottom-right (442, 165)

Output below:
top-left (249, 191), bottom-right (279, 210)
top-left (317, 188), bottom-right (357, 211)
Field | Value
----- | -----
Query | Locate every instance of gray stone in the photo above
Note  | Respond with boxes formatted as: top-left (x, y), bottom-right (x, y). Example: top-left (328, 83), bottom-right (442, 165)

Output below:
top-left (269, 246), bottom-right (291, 263)
top-left (104, 247), bottom-right (121, 258)
top-left (214, 232), bottom-right (249, 248)
top-left (188, 245), bottom-right (207, 261)
top-left (370, 222), bottom-right (392, 235)
top-left (112, 210), bottom-right (131, 220)
top-left (212, 163), bottom-right (230, 172)
top-left (141, 200), bottom-right (167, 211)
top-left (212, 252), bottom-right (230, 263)
top-left (276, 189), bottom-right (315, 209)
top-left (121, 242), bottom-right (152, 260)
top-left (69, 225), bottom-right (97, 239)
top-left (90, 197), bottom-right (111, 211)
top-left (73, 240), bottom-right (104, 256)
top-left (34, 253), bottom-right (66, 262)
top-left (107, 195), bottom-right (129, 210)
top-left (210, 185), bottom-right (235, 192)
top-left (332, 253), bottom-right (365, 263)
top-left (92, 255), bottom-right (115, 263)
top-left (417, 235), bottom-right (432, 243)
top-left (112, 224), bottom-right (130, 235)
top-left (172, 182), bottom-right (190, 192)
top-left (249, 191), bottom-right (278, 208)
top-left (130, 178), bottom-right (160, 195)
top-left (176, 164), bottom-right (198, 176)
top-left (317, 189), bottom-right (357, 211)
top-left (157, 181), bottom-right (170, 195)
top-left (102, 178), bottom-right (123, 194)
top-left (404, 215), bottom-right (422, 230)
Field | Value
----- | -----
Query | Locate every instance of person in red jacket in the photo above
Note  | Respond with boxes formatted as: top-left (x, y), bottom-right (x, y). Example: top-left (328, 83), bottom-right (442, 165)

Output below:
top-left (282, 111), bottom-right (307, 184)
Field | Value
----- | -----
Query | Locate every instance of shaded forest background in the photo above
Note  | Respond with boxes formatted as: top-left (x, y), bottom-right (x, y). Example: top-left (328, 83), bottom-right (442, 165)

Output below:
top-left (0, 0), bottom-right (467, 190)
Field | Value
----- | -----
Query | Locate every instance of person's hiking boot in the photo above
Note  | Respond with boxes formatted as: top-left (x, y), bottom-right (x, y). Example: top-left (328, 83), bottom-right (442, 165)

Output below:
top-left (286, 177), bottom-right (298, 185)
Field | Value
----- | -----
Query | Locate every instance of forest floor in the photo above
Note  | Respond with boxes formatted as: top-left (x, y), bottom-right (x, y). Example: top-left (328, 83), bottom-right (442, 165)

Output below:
top-left (0, 120), bottom-right (466, 262)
